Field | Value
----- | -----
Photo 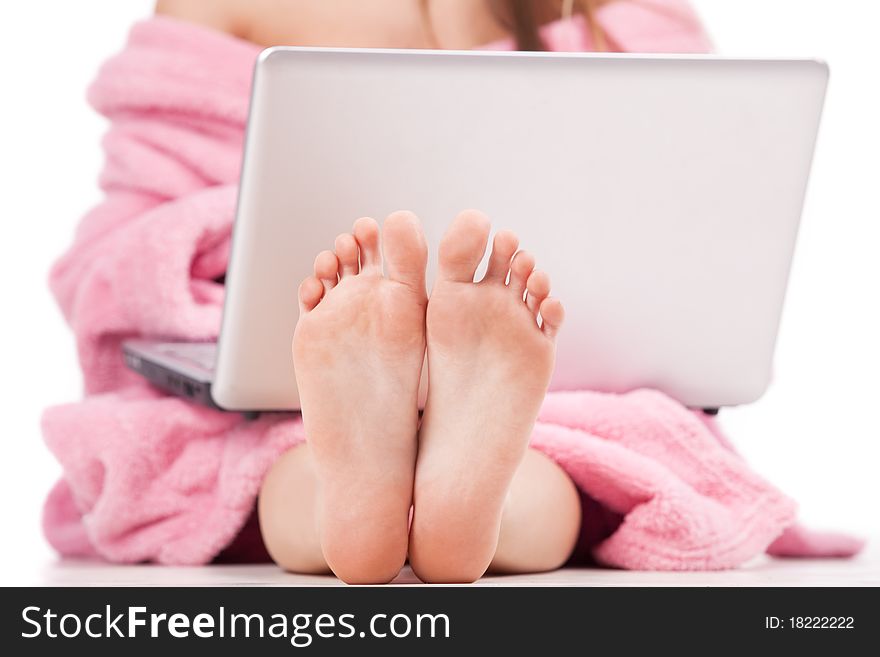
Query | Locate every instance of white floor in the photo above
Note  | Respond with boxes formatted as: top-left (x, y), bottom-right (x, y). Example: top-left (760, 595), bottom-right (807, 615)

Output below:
top-left (25, 543), bottom-right (879, 587)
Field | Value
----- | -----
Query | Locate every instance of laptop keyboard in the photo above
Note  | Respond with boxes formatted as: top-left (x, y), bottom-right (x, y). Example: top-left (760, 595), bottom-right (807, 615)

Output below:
top-left (156, 342), bottom-right (217, 372)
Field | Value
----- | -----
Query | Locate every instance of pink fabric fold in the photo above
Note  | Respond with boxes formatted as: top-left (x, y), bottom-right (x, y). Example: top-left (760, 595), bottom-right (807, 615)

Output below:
top-left (43, 7), bottom-right (863, 568)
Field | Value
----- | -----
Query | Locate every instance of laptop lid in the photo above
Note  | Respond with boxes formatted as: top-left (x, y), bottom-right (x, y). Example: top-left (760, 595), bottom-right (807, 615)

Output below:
top-left (212, 48), bottom-right (828, 411)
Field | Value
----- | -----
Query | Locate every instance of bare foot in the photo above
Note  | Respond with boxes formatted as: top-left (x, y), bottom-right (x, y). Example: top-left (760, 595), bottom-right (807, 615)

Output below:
top-left (409, 210), bottom-right (564, 583)
top-left (292, 211), bottom-right (428, 584)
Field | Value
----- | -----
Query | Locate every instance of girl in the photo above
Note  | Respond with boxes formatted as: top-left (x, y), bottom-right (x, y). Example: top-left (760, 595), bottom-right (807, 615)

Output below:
top-left (55, 1), bottom-right (837, 585)
top-left (150, 0), bottom-right (707, 583)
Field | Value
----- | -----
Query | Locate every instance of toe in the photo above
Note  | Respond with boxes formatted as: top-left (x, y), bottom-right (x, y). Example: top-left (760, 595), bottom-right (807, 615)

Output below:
top-left (383, 211), bottom-right (428, 292)
top-left (298, 276), bottom-right (324, 313)
top-left (335, 233), bottom-right (360, 278)
top-left (525, 270), bottom-right (551, 317)
top-left (314, 250), bottom-right (339, 292)
top-left (508, 250), bottom-right (536, 298)
top-left (483, 230), bottom-right (519, 284)
top-left (354, 217), bottom-right (382, 273)
top-left (437, 209), bottom-right (491, 283)
top-left (540, 298), bottom-right (565, 339)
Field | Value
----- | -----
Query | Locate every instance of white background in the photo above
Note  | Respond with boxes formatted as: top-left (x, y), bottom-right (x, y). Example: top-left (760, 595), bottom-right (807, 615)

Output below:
top-left (0, 1), bottom-right (877, 579)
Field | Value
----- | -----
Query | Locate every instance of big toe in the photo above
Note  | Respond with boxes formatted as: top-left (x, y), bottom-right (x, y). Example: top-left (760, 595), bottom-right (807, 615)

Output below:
top-left (382, 210), bottom-right (428, 291)
top-left (437, 210), bottom-right (491, 283)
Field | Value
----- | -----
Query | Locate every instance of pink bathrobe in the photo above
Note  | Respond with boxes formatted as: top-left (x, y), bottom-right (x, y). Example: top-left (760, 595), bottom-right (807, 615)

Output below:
top-left (42, 2), bottom-right (863, 568)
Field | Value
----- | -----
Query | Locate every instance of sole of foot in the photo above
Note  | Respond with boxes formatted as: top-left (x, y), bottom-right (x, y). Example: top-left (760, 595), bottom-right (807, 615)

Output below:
top-left (409, 210), bottom-right (564, 583)
top-left (292, 211), bottom-right (428, 584)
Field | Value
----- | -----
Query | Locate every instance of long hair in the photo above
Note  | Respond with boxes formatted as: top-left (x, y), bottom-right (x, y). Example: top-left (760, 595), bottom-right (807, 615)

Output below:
top-left (419, 0), bottom-right (611, 52)
top-left (490, 0), bottom-right (610, 51)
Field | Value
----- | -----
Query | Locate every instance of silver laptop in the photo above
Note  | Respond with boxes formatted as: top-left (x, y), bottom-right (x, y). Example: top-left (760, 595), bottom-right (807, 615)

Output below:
top-left (123, 48), bottom-right (829, 412)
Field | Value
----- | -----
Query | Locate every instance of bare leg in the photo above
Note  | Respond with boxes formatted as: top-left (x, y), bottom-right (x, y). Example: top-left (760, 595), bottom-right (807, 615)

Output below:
top-left (488, 448), bottom-right (582, 574)
top-left (259, 443), bottom-right (581, 578)
top-left (258, 443), bottom-right (329, 575)
top-left (262, 210), bottom-right (576, 583)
